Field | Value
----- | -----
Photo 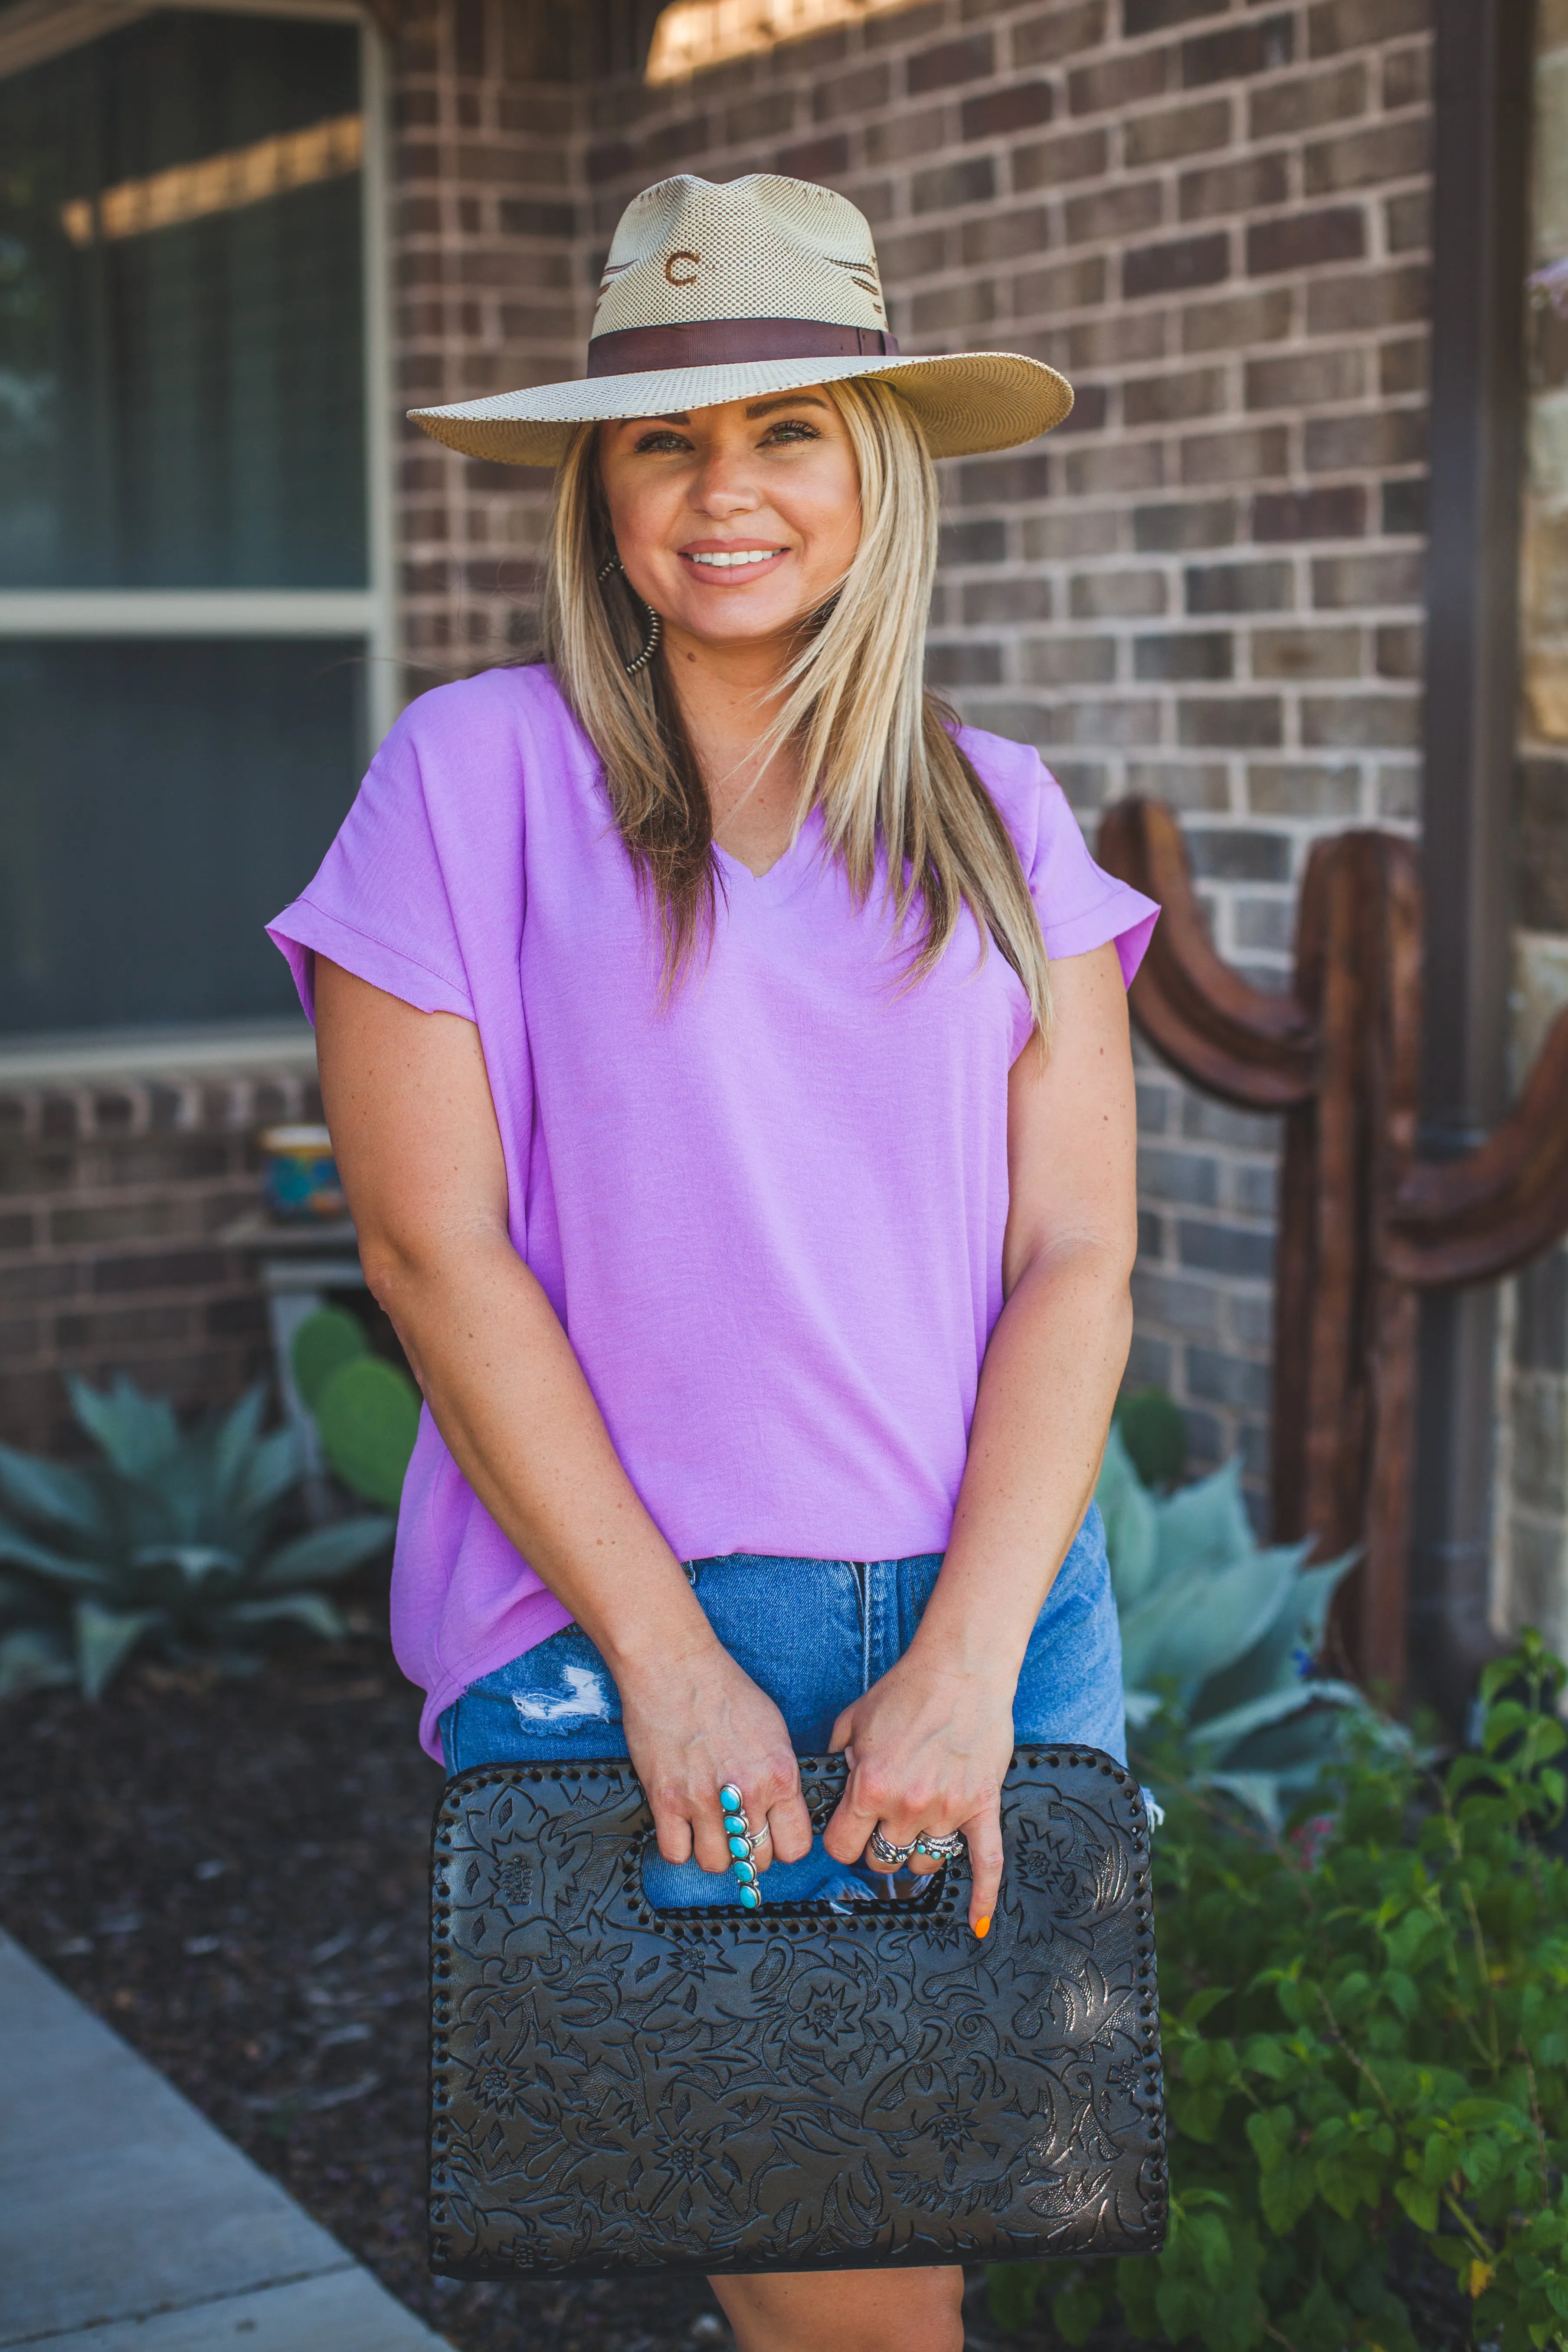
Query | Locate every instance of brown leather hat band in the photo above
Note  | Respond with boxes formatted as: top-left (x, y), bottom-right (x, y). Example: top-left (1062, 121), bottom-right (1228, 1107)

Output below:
top-left (585, 317), bottom-right (900, 379)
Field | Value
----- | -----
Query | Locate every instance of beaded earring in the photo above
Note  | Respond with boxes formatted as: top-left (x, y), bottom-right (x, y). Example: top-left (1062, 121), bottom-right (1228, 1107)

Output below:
top-left (597, 553), bottom-right (663, 677)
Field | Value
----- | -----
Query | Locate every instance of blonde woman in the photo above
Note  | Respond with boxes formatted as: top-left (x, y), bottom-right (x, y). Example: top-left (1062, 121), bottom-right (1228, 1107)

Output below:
top-left (270, 175), bottom-right (1157, 2352)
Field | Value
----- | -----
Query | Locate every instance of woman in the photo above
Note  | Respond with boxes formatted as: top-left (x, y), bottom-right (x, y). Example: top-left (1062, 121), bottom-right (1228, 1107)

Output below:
top-left (270, 173), bottom-right (1157, 2352)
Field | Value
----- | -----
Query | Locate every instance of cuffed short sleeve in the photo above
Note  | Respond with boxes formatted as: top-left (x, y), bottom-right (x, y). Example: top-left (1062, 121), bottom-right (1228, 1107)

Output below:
top-left (1019, 758), bottom-right (1159, 988)
top-left (266, 714), bottom-right (477, 1026)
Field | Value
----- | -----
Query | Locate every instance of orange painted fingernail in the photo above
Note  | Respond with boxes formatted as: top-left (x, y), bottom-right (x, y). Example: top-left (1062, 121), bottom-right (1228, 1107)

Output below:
top-left (974, 1916), bottom-right (991, 1939)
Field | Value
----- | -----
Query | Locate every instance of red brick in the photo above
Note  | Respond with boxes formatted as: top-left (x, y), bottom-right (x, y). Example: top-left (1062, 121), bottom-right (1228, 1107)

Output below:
top-left (1125, 366), bottom-right (1227, 425)
top-left (907, 33), bottom-right (994, 94)
top-left (1245, 347), bottom-right (1367, 407)
top-left (1304, 115), bottom-right (1429, 193)
top-left (1183, 286), bottom-right (1293, 350)
top-left (1305, 261), bottom-right (1427, 332)
top-left (1248, 60), bottom-right (1368, 138)
top-left (1308, 0), bottom-right (1431, 58)
top-left (1180, 155), bottom-right (1291, 219)
top-left (773, 133), bottom-right (850, 178)
top-left (912, 156), bottom-right (996, 211)
top-left (1182, 16), bottom-right (1295, 87)
top-left (1182, 424), bottom-right (1290, 486)
top-left (1247, 206), bottom-right (1365, 275)
top-left (960, 206), bottom-right (1051, 265)
top-left (1302, 408), bottom-right (1425, 471)
top-left (1382, 41), bottom-right (1431, 111)
top-left (1125, 0), bottom-right (1227, 30)
top-left (1069, 49), bottom-right (1168, 114)
top-left (813, 64), bottom-right (891, 121)
top-left (1254, 485), bottom-right (1368, 539)
top-left (1064, 182), bottom-right (1164, 245)
top-left (1010, 2), bottom-right (1110, 68)
top-left (1012, 127), bottom-right (1110, 186)
top-left (961, 81), bottom-right (1054, 138)
top-left (1123, 97), bottom-right (1232, 164)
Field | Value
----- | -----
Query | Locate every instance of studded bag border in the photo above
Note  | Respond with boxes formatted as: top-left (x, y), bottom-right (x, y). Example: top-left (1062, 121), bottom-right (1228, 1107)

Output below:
top-left (429, 1745), bottom-right (1167, 2279)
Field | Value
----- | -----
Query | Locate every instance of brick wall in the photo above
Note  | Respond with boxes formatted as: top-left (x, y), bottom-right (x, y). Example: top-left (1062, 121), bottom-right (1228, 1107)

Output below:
top-left (0, 1068), bottom-right (320, 1456)
top-left (390, 0), bottom-right (1434, 1500)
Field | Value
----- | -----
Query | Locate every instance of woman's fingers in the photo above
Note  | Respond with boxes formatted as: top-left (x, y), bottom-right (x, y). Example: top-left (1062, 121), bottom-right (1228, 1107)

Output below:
top-left (759, 1786), bottom-right (815, 1869)
top-left (963, 1801), bottom-right (1004, 1936)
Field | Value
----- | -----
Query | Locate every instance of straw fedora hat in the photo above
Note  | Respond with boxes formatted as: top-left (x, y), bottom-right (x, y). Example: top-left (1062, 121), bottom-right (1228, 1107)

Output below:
top-left (408, 173), bottom-right (1074, 466)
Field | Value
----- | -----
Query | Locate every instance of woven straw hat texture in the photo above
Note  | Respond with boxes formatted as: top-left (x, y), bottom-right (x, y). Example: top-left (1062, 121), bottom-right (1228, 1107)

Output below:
top-left (409, 174), bottom-right (1074, 466)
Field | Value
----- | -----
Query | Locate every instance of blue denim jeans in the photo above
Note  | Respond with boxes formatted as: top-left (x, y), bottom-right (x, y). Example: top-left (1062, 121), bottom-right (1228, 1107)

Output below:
top-left (439, 1505), bottom-right (1125, 1908)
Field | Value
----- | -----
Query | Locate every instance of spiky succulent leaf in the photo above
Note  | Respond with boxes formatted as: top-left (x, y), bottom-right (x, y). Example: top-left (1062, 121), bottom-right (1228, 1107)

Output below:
top-left (0, 1443), bottom-right (107, 1540)
top-left (230, 1424), bottom-right (302, 1524)
top-left (219, 1593), bottom-right (347, 1641)
top-left (210, 1385), bottom-right (268, 1508)
top-left (0, 1520), bottom-right (110, 1589)
top-left (291, 1306), bottom-right (369, 1411)
top-left (0, 1625), bottom-right (75, 1695)
top-left (1194, 1551), bottom-right (1354, 1720)
top-left (68, 1376), bottom-right (180, 1480)
top-left (257, 1516), bottom-right (395, 1589)
top-left (1150, 1457), bottom-right (1257, 1581)
top-left (1097, 1424), bottom-right (1159, 1607)
top-left (1119, 1549), bottom-right (1297, 1701)
top-left (128, 1543), bottom-right (245, 1588)
top-left (75, 1599), bottom-right (166, 1700)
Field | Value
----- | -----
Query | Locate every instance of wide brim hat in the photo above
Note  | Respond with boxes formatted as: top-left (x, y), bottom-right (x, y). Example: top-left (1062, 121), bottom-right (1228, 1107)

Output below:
top-left (408, 173), bottom-right (1073, 466)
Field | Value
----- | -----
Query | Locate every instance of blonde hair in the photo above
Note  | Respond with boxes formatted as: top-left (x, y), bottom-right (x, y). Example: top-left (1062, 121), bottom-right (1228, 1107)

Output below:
top-left (539, 375), bottom-right (1052, 1040)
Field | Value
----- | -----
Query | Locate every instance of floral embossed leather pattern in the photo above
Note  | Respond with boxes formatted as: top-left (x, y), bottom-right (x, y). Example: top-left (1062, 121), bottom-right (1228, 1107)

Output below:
top-left (429, 1747), bottom-right (1166, 2278)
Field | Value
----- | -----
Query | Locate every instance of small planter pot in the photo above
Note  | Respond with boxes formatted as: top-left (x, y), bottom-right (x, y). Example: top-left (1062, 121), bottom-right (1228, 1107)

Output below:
top-left (258, 1124), bottom-right (346, 1221)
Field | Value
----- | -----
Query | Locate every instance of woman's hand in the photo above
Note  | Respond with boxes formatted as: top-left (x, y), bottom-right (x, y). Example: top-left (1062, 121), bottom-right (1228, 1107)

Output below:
top-left (821, 1650), bottom-right (1016, 1936)
top-left (614, 1636), bottom-right (816, 1878)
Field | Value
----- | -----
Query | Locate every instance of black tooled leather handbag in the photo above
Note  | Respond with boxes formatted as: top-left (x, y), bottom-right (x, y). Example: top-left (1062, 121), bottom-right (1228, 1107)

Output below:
top-left (429, 1744), bottom-right (1166, 2279)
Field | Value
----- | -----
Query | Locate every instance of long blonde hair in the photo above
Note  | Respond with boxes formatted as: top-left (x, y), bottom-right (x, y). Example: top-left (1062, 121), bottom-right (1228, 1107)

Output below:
top-left (540, 375), bottom-right (1052, 1039)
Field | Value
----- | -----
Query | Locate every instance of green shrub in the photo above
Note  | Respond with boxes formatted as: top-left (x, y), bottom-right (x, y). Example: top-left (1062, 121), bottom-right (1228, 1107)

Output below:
top-left (1097, 1423), bottom-right (1384, 1831)
top-left (291, 1307), bottom-right (421, 1511)
top-left (989, 1633), bottom-right (1568, 2352)
top-left (0, 1378), bottom-right (395, 1698)
top-left (1114, 1386), bottom-right (1190, 1491)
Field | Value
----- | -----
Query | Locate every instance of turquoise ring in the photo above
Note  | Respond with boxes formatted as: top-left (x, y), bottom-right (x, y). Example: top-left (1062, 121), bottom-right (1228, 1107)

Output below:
top-left (717, 1782), bottom-right (763, 1909)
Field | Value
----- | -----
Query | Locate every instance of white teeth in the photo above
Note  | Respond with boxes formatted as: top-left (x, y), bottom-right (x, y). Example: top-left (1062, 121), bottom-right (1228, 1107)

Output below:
top-left (686, 549), bottom-right (779, 567)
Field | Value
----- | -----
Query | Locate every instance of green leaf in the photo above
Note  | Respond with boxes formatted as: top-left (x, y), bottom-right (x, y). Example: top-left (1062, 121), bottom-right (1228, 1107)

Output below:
top-left (1115, 1386), bottom-right (1189, 1489)
top-left (256, 1516), bottom-right (395, 1589)
top-left (291, 1306), bottom-right (370, 1411)
top-left (74, 1599), bottom-right (164, 1700)
top-left (985, 2263), bottom-right (1042, 2332)
top-left (0, 1624), bottom-right (76, 1694)
top-left (0, 1443), bottom-right (106, 1540)
top-left (1097, 1421), bottom-right (1159, 1605)
top-left (210, 1385), bottom-right (268, 1506)
top-left (313, 1357), bottom-right (420, 1510)
top-left (230, 1425), bottom-right (302, 1521)
top-left (219, 1593), bottom-right (347, 1642)
top-left (1393, 2178), bottom-right (1439, 2233)
top-left (69, 1375), bottom-right (180, 1479)
top-left (129, 1544), bottom-right (244, 1587)
top-left (0, 1521), bottom-right (109, 1589)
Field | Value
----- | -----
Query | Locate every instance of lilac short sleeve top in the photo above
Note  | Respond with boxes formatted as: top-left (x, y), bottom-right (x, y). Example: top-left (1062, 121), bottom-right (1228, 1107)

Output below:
top-left (268, 665), bottom-right (1158, 1757)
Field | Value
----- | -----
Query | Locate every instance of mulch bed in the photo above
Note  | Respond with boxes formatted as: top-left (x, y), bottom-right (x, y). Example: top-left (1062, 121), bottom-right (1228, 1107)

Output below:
top-left (0, 1639), bottom-right (1025, 2351)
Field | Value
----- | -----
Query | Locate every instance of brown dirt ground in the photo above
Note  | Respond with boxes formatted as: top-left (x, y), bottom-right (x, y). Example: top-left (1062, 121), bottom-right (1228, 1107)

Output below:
top-left (0, 1640), bottom-right (1026, 2352)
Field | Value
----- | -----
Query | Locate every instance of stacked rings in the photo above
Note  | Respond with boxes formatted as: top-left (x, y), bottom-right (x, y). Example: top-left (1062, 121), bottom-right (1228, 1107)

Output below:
top-left (719, 1783), bottom-right (763, 1910)
top-left (868, 1827), bottom-right (967, 1866)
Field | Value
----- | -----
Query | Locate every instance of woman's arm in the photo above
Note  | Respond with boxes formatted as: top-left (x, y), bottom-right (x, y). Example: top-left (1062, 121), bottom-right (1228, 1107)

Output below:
top-left (313, 957), bottom-right (815, 1871)
top-left (823, 940), bottom-right (1138, 1931)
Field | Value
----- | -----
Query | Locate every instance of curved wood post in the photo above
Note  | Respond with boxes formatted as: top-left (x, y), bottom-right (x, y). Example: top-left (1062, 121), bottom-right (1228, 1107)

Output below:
top-left (1097, 798), bottom-right (1568, 1702)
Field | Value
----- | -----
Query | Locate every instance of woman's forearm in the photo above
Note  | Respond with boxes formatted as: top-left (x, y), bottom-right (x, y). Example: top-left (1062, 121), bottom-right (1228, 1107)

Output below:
top-left (909, 1237), bottom-right (1133, 1682)
top-left (368, 1231), bottom-right (715, 1677)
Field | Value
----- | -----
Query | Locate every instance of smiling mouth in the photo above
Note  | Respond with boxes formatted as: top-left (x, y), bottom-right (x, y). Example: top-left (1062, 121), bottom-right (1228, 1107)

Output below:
top-left (681, 548), bottom-right (786, 570)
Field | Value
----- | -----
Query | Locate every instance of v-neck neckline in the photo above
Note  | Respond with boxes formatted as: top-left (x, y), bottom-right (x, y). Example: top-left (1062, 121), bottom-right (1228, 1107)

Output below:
top-left (711, 804), bottom-right (824, 905)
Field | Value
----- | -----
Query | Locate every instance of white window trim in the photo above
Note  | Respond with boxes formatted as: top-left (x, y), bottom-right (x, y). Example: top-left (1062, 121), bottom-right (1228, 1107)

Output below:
top-left (0, 0), bottom-right (397, 745)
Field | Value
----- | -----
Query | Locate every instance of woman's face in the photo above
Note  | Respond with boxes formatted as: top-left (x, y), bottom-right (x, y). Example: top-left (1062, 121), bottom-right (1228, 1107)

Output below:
top-left (597, 389), bottom-right (861, 652)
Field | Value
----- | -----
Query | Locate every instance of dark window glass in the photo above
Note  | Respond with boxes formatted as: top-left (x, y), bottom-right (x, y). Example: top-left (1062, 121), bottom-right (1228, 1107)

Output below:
top-left (0, 640), bottom-right (363, 1034)
top-left (0, 9), bottom-right (365, 587)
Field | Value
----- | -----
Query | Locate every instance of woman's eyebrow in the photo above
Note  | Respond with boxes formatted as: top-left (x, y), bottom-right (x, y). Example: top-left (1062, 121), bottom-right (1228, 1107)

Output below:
top-left (744, 394), bottom-right (830, 418)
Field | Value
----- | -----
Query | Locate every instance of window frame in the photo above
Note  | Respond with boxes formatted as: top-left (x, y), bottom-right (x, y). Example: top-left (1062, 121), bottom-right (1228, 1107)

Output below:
top-left (0, 0), bottom-right (394, 1068)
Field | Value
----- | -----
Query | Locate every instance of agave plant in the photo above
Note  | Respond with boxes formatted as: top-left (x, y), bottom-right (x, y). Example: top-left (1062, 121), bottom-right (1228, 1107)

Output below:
top-left (0, 1377), bottom-right (395, 1699)
top-left (1096, 1420), bottom-right (1385, 1827)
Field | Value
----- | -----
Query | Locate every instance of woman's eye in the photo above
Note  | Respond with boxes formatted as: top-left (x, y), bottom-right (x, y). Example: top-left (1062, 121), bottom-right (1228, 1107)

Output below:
top-left (760, 419), bottom-right (820, 445)
top-left (632, 429), bottom-right (692, 454)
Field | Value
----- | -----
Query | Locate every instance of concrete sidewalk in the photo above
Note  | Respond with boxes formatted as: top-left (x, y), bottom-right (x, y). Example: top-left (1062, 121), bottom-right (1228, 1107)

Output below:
top-left (0, 1930), bottom-right (448, 2349)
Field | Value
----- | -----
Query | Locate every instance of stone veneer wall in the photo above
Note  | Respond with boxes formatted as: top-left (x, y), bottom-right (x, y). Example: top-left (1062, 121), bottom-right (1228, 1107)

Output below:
top-left (389, 0), bottom-right (1434, 1500)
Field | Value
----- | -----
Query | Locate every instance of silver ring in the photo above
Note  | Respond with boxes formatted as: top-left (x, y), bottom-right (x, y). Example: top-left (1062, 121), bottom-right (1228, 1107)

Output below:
top-left (868, 1827), bottom-right (915, 1866)
top-left (912, 1831), bottom-right (966, 1862)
